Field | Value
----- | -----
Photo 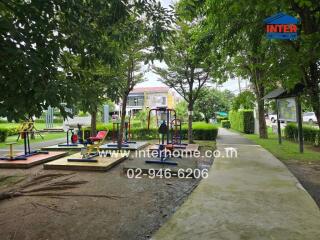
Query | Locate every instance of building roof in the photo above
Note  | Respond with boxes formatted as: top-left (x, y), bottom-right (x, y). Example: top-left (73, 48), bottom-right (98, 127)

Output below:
top-left (264, 12), bottom-right (299, 24)
top-left (263, 88), bottom-right (286, 100)
top-left (130, 86), bottom-right (170, 94)
top-left (263, 83), bottom-right (305, 100)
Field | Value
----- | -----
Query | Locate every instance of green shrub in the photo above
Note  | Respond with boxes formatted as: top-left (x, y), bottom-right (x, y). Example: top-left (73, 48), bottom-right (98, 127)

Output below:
top-left (34, 118), bottom-right (63, 124)
top-left (0, 128), bottom-right (8, 142)
top-left (229, 110), bottom-right (254, 134)
top-left (221, 120), bottom-right (231, 128)
top-left (182, 122), bottom-right (218, 140)
top-left (0, 125), bottom-right (19, 137)
top-left (285, 123), bottom-right (320, 146)
top-left (93, 121), bottom-right (218, 141)
top-left (7, 127), bottom-right (19, 136)
top-left (217, 116), bottom-right (228, 123)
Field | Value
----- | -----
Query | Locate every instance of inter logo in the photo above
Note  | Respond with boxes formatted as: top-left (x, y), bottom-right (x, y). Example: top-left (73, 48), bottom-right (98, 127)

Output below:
top-left (264, 12), bottom-right (299, 40)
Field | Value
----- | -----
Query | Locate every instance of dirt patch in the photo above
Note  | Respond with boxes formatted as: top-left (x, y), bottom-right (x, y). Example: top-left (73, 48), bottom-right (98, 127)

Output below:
top-left (0, 142), bottom-right (214, 240)
top-left (284, 160), bottom-right (320, 208)
top-left (306, 145), bottom-right (320, 153)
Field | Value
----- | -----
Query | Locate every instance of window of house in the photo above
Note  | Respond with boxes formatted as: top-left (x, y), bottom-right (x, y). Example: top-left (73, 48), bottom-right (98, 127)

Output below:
top-left (127, 96), bottom-right (144, 106)
top-left (162, 97), bottom-right (166, 105)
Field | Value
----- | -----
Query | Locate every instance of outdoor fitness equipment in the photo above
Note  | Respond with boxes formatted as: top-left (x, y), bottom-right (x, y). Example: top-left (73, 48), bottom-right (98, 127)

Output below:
top-left (68, 130), bottom-right (109, 162)
top-left (58, 127), bottom-right (78, 147)
top-left (0, 121), bottom-right (48, 160)
top-left (145, 120), bottom-right (177, 165)
top-left (125, 110), bottom-right (136, 144)
top-left (170, 118), bottom-right (186, 148)
top-left (145, 107), bottom-right (178, 165)
top-left (108, 110), bottom-right (136, 148)
top-left (147, 107), bottom-right (177, 145)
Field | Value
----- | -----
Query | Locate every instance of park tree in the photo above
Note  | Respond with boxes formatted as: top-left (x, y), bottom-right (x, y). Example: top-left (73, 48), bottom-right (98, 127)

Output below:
top-left (194, 88), bottom-right (234, 123)
top-left (179, 0), bottom-right (284, 138)
top-left (180, 0), bottom-right (320, 132)
top-left (0, 0), bottom-right (173, 129)
top-left (273, 1), bottom-right (320, 127)
top-left (56, 0), bottom-right (129, 135)
top-left (154, 21), bottom-right (214, 143)
top-left (114, 32), bottom-right (145, 148)
top-left (205, 0), bottom-right (282, 139)
top-left (175, 100), bottom-right (188, 122)
top-left (0, 0), bottom-right (75, 121)
top-left (60, 1), bottom-right (173, 136)
top-left (61, 52), bottom-right (118, 135)
top-left (232, 90), bottom-right (256, 111)
top-left (109, 3), bottom-right (173, 148)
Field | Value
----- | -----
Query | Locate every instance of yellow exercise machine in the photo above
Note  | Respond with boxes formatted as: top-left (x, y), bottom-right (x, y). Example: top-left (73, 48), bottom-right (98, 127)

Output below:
top-left (0, 121), bottom-right (48, 160)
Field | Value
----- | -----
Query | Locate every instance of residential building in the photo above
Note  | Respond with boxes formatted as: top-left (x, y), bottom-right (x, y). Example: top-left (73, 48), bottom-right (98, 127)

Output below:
top-left (125, 86), bottom-right (179, 114)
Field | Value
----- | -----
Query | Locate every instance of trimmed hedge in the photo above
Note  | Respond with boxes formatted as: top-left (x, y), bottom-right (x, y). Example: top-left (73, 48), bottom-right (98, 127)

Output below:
top-left (221, 120), bottom-right (231, 128)
top-left (34, 118), bottom-right (63, 123)
top-left (7, 127), bottom-right (19, 136)
top-left (285, 123), bottom-right (320, 146)
top-left (217, 116), bottom-right (228, 123)
top-left (184, 122), bottom-right (218, 140)
top-left (0, 126), bottom-right (19, 142)
top-left (94, 121), bottom-right (218, 141)
top-left (229, 110), bottom-right (254, 134)
top-left (0, 128), bottom-right (8, 142)
top-left (0, 121), bottom-right (218, 143)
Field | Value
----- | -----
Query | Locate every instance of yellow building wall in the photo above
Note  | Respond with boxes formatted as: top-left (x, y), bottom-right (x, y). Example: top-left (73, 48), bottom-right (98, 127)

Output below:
top-left (167, 93), bottom-right (174, 108)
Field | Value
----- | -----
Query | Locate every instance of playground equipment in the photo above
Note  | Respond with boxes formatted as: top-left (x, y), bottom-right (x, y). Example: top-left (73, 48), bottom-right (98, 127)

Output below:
top-left (145, 107), bottom-right (178, 165)
top-left (147, 107), bottom-right (186, 146)
top-left (108, 110), bottom-right (136, 148)
top-left (170, 118), bottom-right (186, 148)
top-left (62, 116), bottom-right (92, 144)
top-left (68, 130), bottom-right (108, 162)
top-left (58, 127), bottom-right (79, 147)
top-left (147, 107), bottom-right (176, 145)
top-left (0, 121), bottom-right (49, 160)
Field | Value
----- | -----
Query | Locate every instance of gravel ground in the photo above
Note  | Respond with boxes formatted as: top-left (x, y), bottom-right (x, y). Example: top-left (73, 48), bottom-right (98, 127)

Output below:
top-left (0, 142), bottom-right (214, 240)
top-left (284, 160), bottom-right (320, 208)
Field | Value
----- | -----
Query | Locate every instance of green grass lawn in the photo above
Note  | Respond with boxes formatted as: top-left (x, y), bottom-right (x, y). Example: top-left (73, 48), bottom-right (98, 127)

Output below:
top-left (0, 122), bottom-right (62, 130)
top-left (0, 132), bottom-right (65, 149)
top-left (241, 129), bottom-right (320, 161)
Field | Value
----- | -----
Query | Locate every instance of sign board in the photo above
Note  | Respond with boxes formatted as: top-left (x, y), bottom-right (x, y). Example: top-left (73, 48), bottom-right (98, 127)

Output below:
top-left (278, 97), bottom-right (296, 122)
top-left (264, 12), bottom-right (299, 40)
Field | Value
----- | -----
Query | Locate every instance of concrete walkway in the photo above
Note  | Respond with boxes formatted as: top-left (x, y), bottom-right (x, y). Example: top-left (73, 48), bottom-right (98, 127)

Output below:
top-left (152, 128), bottom-right (320, 240)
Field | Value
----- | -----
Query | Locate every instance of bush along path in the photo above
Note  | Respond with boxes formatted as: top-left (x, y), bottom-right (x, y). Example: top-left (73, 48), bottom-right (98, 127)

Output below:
top-left (285, 123), bottom-right (320, 147)
top-left (94, 121), bottom-right (218, 141)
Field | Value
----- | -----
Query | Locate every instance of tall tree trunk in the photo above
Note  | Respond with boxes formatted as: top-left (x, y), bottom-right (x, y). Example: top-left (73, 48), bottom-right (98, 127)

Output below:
top-left (307, 84), bottom-right (320, 128)
top-left (252, 73), bottom-right (268, 139)
top-left (188, 102), bottom-right (194, 144)
top-left (257, 97), bottom-right (268, 138)
top-left (307, 62), bottom-right (320, 128)
top-left (90, 107), bottom-right (97, 136)
top-left (118, 93), bottom-right (128, 149)
top-left (238, 77), bottom-right (241, 93)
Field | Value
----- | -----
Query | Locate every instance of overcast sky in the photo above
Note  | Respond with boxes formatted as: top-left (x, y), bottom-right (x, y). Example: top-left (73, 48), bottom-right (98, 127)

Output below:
top-left (136, 0), bottom-right (246, 94)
